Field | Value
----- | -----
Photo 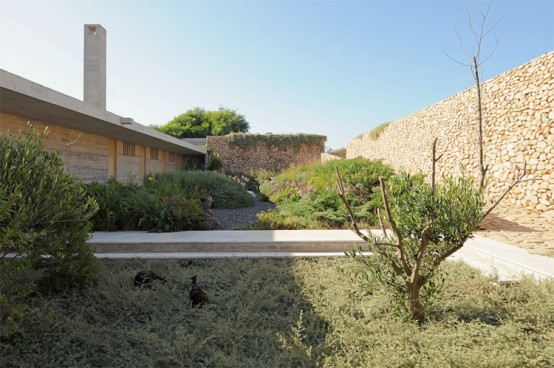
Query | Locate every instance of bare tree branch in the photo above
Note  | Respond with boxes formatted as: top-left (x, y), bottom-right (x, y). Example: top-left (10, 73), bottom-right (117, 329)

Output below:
top-left (444, 1), bottom-right (504, 70)
top-left (431, 138), bottom-right (442, 199)
top-left (378, 177), bottom-right (413, 275)
top-left (335, 168), bottom-right (406, 276)
top-left (335, 168), bottom-right (371, 243)
top-left (415, 140), bottom-right (441, 282)
top-left (435, 236), bottom-right (471, 267)
top-left (374, 242), bottom-right (402, 249)
top-left (377, 208), bottom-right (388, 238)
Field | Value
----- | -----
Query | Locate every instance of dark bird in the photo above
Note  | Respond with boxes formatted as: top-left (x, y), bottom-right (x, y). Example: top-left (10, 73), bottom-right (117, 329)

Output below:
top-left (189, 275), bottom-right (208, 308)
top-left (179, 259), bottom-right (194, 268)
top-left (134, 270), bottom-right (166, 288)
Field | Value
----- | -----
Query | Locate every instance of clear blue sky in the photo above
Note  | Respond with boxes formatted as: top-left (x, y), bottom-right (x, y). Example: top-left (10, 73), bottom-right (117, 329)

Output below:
top-left (1, 0), bottom-right (552, 149)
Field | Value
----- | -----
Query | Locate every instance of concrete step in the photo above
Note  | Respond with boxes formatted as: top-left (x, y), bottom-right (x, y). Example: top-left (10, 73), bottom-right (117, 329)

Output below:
top-left (89, 231), bottom-right (554, 281)
top-left (89, 230), bottom-right (368, 253)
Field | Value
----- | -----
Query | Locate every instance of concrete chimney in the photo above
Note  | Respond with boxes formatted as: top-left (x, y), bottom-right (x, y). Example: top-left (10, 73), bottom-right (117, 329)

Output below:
top-left (83, 24), bottom-right (106, 109)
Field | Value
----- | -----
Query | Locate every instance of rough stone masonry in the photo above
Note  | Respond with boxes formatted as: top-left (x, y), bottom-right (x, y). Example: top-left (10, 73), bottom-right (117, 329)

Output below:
top-left (347, 51), bottom-right (554, 216)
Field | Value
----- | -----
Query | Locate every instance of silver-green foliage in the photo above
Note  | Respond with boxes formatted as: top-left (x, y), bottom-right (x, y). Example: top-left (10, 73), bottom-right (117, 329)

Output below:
top-left (260, 158), bottom-right (394, 228)
top-left (340, 171), bottom-right (485, 322)
top-left (148, 170), bottom-right (255, 209)
top-left (0, 126), bottom-right (99, 299)
top-left (0, 127), bottom-right (98, 283)
top-left (2, 258), bottom-right (553, 367)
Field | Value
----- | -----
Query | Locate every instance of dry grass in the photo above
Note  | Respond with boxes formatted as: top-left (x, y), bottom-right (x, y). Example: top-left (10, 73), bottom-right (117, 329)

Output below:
top-left (2, 258), bottom-right (553, 367)
top-left (368, 121), bottom-right (392, 140)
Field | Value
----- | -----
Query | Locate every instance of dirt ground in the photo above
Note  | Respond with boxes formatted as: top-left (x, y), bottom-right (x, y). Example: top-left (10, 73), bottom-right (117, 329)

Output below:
top-left (477, 201), bottom-right (554, 257)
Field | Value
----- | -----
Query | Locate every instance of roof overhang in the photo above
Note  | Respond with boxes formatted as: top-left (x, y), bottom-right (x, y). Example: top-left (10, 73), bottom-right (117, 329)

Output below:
top-left (0, 69), bottom-right (206, 156)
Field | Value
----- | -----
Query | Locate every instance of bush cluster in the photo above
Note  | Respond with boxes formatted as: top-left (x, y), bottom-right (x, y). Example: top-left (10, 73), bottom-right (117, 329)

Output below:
top-left (86, 170), bottom-right (255, 232)
top-left (147, 171), bottom-right (255, 209)
top-left (85, 179), bottom-right (209, 232)
top-left (259, 158), bottom-right (394, 228)
top-left (154, 107), bottom-right (249, 138)
top-left (1, 127), bottom-right (100, 343)
top-left (237, 209), bottom-right (328, 230)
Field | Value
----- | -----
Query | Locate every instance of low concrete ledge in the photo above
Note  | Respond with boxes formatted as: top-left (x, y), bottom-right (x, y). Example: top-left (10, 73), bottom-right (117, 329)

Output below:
top-left (88, 230), bottom-right (554, 282)
top-left (89, 230), bottom-right (370, 253)
top-left (452, 236), bottom-right (554, 280)
top-left (93, 251), bottom-right (374, 259)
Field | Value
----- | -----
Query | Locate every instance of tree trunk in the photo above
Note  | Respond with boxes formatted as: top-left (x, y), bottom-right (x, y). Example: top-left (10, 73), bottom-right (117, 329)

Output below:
top-left (408, 279), bottom-right (426, 324)
top-left (473, 56), bottom-right (487, 189)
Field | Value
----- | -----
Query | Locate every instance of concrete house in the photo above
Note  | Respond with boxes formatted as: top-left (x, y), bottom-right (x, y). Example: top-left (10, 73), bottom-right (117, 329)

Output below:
top-left (0, 24), bottom-right (206, 183)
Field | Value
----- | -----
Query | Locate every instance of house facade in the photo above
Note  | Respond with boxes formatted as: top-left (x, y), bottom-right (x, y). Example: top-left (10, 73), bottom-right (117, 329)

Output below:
top-left (0, 25), bottom-right (205, 183)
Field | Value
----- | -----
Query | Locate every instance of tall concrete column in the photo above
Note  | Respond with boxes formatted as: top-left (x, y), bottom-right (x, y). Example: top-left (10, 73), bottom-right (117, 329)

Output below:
top-left (83, 24), bottom-right (106, 110)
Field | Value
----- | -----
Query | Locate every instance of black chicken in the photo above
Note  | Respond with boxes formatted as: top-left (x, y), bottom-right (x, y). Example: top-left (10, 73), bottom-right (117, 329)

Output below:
top-left (134, 270), bottom-right (166, 288)
top-left (189, 275), bottom-right (208, 308)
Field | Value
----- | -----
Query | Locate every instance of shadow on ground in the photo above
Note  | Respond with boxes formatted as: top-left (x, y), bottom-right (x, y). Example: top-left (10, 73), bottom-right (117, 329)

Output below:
top-left (479, 213), bottom-right (536, 232)
top-left (2, 258), bottom-right (329, 367)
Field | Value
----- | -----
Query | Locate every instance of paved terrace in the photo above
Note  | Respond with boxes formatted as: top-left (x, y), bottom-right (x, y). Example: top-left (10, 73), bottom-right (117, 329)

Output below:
top-left (89, 229), bottom-right (554, 282)
top-left (477, 201), bottom-right (554, 257)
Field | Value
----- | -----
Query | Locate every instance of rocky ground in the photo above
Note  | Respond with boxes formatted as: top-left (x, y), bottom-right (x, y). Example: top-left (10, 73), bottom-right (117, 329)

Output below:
top-left (212, 200), bottom-right (275, 229)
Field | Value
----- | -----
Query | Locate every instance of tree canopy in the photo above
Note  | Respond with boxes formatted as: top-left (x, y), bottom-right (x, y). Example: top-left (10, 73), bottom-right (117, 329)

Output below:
top-left (155, 107), bottom-right (249, 138)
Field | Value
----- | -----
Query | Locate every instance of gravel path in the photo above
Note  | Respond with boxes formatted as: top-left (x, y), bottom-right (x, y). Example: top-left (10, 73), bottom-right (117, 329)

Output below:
top-left (212, 201), bottom-right (275, 229)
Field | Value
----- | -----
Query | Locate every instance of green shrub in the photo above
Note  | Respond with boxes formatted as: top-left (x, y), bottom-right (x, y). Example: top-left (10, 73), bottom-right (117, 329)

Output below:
top-left (87, 170), bottom-right (255, 232)
top-left (0, 127), bottom-right (99, 285)
top-left (86, 180), bottom-right (159, 231)
top-left (259, 158), bottom-right (394, 228)
top-left (86, 179), bottom-right (209, 232)
top-left (253, 168), bottom-right (277, 183)
top-left (228, 173), bottom-right (260, 192)
top-left (207, 152), bottom-right (223, 171)
top-left (236, 209), bottom-right (328, 230)
top-left (156, 107), bottom-right (249, 138)
top-left (278, 192), bottom-right (348, 227)
top-left (147, 171), bottom-right (255, 209)
top-left (342, 172), bottom-right (485, 322)
top-left (1, 127), bottom-right (99, 341)
top-left (153, 195), bottom-right (210, 232)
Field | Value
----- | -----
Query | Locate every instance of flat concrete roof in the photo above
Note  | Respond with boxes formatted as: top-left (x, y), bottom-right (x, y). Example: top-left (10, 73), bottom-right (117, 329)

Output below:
top-left (0, 69), bottom-right (205, 156)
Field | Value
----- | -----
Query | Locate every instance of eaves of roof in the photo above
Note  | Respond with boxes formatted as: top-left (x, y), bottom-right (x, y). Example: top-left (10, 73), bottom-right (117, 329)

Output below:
top-left (0, 69), bottom-right (206, 156)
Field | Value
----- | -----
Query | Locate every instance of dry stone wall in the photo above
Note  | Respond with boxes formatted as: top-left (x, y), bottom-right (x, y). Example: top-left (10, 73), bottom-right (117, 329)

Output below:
top-left (207, 134), bottom-right (326, 174)
top-left (347, 51), bottom-right (554, 215)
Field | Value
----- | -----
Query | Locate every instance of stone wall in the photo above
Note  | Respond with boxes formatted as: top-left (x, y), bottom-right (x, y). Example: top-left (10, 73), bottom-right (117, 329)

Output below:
top-left (347, 51), bottom-right (553, 214)
top-left (207, 134), bottom-right (326, 174)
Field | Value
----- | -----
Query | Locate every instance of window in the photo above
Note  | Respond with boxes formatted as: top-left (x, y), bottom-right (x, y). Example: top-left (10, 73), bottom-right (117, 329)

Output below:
top-left (150, 148), bottom-right (159, 160)
top-left (123, 141), bottom-right (135, 157)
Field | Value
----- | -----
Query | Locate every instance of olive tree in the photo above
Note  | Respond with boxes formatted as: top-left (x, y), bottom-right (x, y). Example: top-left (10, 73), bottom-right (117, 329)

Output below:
top-left (1, 126), bottom-right (99, 336)
top-left (337, 3), bottom-right (529, 323)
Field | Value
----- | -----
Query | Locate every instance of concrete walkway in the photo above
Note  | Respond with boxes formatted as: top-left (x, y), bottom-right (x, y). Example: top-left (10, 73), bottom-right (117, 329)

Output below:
top-left (89, 230), bottom-right (554, 281)
top-left (477, 201), bottom-right (554, 257)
